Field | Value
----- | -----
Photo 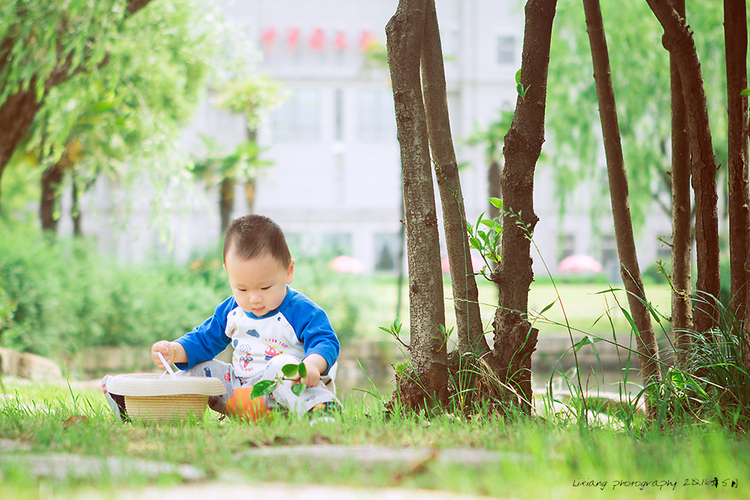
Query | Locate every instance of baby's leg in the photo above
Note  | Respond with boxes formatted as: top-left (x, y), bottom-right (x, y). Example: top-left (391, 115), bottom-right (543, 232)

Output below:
top-left (259, 354), bottom-right (338, 418)
top-left (178, 360), bottom-right (242, 413)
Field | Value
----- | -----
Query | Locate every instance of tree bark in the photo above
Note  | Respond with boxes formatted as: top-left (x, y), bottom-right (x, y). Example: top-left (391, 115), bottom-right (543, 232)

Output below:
top-left (490, 0), bottom-right (556, 413)
top-left (71, 173), bottom-right (82, 237)
top-left (646, 0), bottom-right (721, 333)
top-left (386, 0), bottom-right (448, 407)
top-left (0, 0), bottom-right (154, 207)
top-left (219, 177), bottom-right (235, 236)
top-left (420, 0), bottom-right (488, 357)
top-left (725, 0), bottom-right (750, 323)
top-left (668, 0), bottom-right (692, 364)
top-left (583, 0), bottom-right (662, 400)
top-left (40, 160), bottom-right (65, 233)
top-left (723, 0), bottom-right (750, 368)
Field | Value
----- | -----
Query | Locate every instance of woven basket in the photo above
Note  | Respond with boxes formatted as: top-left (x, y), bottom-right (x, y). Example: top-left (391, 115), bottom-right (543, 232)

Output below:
top-left (108, 373), bottom-right (226, 423)
top-left (124, 394), bottom-right (209, 422)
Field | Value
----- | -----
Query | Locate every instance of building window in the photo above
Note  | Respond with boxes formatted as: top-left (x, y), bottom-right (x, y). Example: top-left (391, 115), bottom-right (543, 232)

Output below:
top-left (497, 36), bottom-right (515, 65)
top-left (356, 89), bottom-right (396, 142)
top-left (374, 232), bottom-right (402, 272)
top-left (271, 87), bottom-right (321, 142)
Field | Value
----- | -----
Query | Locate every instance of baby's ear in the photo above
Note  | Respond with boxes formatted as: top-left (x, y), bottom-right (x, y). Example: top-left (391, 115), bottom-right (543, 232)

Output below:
top-left (286, 259), bottom-right (295, 284)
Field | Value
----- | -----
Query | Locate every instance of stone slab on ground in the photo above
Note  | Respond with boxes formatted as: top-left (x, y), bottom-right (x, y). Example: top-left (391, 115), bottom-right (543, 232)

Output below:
top-left (242, 444), bottom-right (530, 466)
top-left (0, 449), bottom-right (204, 482)
top-left (65, 482), bottom-right (503, 500)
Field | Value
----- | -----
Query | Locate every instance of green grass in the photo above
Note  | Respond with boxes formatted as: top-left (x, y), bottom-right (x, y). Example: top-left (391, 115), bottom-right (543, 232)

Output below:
top-left (2, 378), bottom-right (749, 499)
top-left (361, 276), bottom-right (673, 342)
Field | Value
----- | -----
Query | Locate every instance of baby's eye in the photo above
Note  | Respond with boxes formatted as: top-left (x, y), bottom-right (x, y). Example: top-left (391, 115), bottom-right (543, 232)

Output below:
top-left (261, 286), bottom-right (272, 290)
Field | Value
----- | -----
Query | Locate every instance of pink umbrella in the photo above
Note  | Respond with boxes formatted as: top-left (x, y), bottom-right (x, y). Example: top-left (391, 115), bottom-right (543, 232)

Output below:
top-left (558, 254), bottom-right (603, 273)
top-left (329, 255), bottom-right (365, 274)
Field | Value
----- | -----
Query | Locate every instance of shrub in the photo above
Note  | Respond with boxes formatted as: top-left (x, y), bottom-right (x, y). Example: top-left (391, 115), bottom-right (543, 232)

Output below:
top-left (0, 225), bottom-right (373, 368)
top-left (0, 224), bottom-right (223, 361)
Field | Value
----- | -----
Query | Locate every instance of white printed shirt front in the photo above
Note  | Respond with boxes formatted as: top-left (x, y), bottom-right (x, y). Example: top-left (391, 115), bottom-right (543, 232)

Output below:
top-left (225, 307), bottom-right (306, 379)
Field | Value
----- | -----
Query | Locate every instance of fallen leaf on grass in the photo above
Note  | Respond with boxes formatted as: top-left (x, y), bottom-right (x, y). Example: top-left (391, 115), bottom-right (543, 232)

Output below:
top-left (63, 415), bottom-right (89, 428)
top-left (392, 448), bottom-right (438, 484)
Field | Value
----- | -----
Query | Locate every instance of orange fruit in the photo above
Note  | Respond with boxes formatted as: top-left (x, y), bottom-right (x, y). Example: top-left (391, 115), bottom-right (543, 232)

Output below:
top-left (225, 386), bottom-right (271, 422)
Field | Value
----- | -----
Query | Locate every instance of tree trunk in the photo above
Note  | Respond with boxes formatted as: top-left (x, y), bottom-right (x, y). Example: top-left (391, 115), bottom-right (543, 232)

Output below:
top-left (0, 0), bottom-right (154, 207)
top-left (583, 0), bottom-right (662, 403)
top-left (40, 160), bottom-right (65, 233)
top-left (725, 0), bottom-right (750, 323)
top-left (386, 0), bottom-right (448, 407)
top-left (219, 177), bottom-right (235, 235)
top-left (668, 0), bottom-right (692, 364)
top-left (646, 0), bottom-right (721, 333)
top-left (490, 0), bottom-right (556, 413)
top-left (724, 0), bottom-right (750, 368)
top-left (71, 172), bottom-right (82, 237)
top-left (420, 0), bottom-right (488, 357)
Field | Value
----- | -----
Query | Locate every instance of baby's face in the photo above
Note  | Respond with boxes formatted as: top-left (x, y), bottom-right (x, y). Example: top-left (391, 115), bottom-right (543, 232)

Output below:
top-left (224, 249), bottom-right (294, 317)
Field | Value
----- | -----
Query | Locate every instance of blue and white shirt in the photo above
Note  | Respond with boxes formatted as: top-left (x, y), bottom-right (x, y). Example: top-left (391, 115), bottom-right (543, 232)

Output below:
top-left (175, 287), bottom-right (339, 378)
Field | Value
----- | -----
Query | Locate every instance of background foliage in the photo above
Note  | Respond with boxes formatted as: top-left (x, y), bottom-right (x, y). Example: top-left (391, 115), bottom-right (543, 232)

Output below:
top-left (0, 222), bottom-right (370, 364)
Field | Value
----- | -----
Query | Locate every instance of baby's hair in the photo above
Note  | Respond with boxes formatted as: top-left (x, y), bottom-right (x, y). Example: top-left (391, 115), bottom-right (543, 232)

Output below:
top-left (223, 214), bottom-right (292, 266)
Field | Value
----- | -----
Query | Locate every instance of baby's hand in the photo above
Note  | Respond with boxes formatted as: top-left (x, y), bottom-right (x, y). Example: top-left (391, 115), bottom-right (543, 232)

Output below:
top-left (297, 354), bottom-right (327, 388)
top-left (300, 363), bottom-right (322, 388)
top-left (151, 340), bottom-right (175, 369)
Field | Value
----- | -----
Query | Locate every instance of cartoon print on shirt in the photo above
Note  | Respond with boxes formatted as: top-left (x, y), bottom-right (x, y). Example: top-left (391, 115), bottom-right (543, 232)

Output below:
top-left (246, 329), bottom-right (260, 338)
top-left (264, 344), bottom-right (281, 361)
top-left (235, 343), bottom-right (254, 371)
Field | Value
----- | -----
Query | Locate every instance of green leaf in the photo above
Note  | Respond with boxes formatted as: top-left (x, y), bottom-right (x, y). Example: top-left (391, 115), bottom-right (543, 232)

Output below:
top-left (741, 89), bottom-right (750, 96)
top-left (515, 68), bottom-right (522, 85)
top-left (489, 197), bottom-right (503, 209)
top-left (539, 300), bottom-right (557, 315)
top-left (297, 362), bottom-right (307, 379)
top-left (291, 383), bottom-right (306, 397)
top-left (250, 380), bottom-right (276, 399)
top-left (281, 363), bottom-right (299, 378)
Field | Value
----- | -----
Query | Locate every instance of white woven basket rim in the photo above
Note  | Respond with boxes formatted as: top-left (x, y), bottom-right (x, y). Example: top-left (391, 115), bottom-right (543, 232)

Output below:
top-left (108, 373), bottom-right (225, 397)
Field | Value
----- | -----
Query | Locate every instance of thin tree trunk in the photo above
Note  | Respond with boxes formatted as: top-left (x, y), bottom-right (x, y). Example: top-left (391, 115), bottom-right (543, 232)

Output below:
top-left (219, 177), bottom-right (235, 235)
top-left (40, 161), bottom-right (65, 233)
top-left (71, 172), bottom-right (82, 237)
top-left (646, 0), bottom-right (721, 333)
top-left (490, 0), bottom-right (556, 413)
top-left (386, 0), bottom-right (448, 407)
top-left (723, 0), bottom-right (750, 368)
top-left (725, 0), bottom-right (750, 323)
top-left (420, 0), bottom-right (488, 357)
top-left (0, 0), bottom-right (154, 206)
top-left (669, 0), bottom-right (692, 365)
top-left (583, 0), bottom-right (661, 403)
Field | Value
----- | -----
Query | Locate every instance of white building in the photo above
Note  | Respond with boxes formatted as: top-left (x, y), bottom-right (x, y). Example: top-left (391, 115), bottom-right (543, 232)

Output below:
top-left (67, 0), bottom-right (672, 278)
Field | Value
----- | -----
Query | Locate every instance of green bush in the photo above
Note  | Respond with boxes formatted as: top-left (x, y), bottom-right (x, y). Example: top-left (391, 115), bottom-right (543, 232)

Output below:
top-left (0, 224), bottom-right (223, 361)
top-left (0, 224), bottom-right (372, 365)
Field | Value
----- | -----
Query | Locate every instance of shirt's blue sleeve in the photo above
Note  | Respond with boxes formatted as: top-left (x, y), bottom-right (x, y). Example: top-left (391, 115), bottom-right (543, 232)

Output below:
top-left (174, 296), bottom-right (235, 370)
top-left (283, 290), bottom-right (340, 375)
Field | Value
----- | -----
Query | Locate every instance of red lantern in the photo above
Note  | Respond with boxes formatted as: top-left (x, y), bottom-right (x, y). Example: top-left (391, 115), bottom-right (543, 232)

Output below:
top-left (309, 28), bottom-right (325, 52)
top-left (359, 30), bottom-right (375, 51)
top-left (334, 31), bottom-right (348, 51)
top-left (261, 28), bottom-right (277, 52)
top-left (287, 27), bottom-right (300, 51)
